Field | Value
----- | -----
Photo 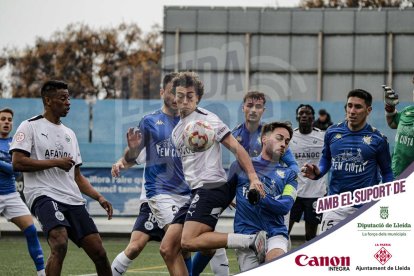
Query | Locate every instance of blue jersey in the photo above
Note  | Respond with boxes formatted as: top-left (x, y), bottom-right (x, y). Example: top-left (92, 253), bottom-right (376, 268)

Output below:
top-left (229, 156), bottom-right (298, 239)
top-left (232, 122), bottom-right (299, 173)
top-left (137, 109), bottom-right (190, 198)
top-left (0, 137), bottom-right (18, 195)
top-left (318, 121), bottom-right (393, 195)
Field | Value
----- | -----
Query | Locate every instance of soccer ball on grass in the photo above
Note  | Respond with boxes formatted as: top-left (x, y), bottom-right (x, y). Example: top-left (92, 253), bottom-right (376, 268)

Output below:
top-left (183, 120), bottom-right (215, 152)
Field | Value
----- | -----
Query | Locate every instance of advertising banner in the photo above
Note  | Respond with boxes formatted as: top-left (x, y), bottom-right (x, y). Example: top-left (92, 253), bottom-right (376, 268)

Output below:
top-left (240, 170), bottom-right (414, 275)
top-left (82, 167), bottom-right (144, 216)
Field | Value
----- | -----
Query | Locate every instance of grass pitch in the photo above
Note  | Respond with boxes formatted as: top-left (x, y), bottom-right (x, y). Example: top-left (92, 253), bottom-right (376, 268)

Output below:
top-left (0, 236), bottom-right (240, 275)
top-left (0, 235), bottom-right (305, 275)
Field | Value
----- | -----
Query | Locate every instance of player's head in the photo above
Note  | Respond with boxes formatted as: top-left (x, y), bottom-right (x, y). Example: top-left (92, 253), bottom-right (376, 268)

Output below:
top-left (0, 107), bottom-right (13, 138)
top-left (242, 91), bottom-right (266, 124)
top-left (160, 72), bottom-right (179, 112)
top-left (41, 80), bottom-right (71, 118)
top-left (296, 104), bottom-right (315, 127)
top-left (172, 72), bottom-right (204, 117)
top-left (345, 89), bottom-right (372, 130)
top-left (260, 121), bottom-right (293, 161)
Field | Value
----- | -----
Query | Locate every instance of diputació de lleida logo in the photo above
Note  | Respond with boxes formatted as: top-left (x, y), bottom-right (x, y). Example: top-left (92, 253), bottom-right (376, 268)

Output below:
top-left (380, 206), bottom-right (389, 219)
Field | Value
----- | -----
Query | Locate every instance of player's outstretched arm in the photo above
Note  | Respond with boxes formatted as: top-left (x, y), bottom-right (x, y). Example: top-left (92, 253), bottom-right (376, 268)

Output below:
top-left (12, 151), bottom-right (75, 172)
top-left (75, 166), bottom-right (113, 220)
top-left (221, 134), bottom-right (265, 197)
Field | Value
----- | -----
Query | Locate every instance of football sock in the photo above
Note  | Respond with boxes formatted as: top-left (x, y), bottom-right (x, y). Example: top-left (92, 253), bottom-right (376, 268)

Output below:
top-left (227, 233), bottom-right (255, 249)
top-left (23, 224), bottom-right (45, 272)
top-left (184, 256), bottom-right (193, 276)
top-left (111, 251), bottom-right (132, 276)
top-left (210, 248), bottom-right (229, 276)
top-left (192, 251), bottom-right (212, 276)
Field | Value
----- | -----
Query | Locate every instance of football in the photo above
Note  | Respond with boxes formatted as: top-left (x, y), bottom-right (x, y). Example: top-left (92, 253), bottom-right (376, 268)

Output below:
top-left (183, 120), bottom-right (215, 152)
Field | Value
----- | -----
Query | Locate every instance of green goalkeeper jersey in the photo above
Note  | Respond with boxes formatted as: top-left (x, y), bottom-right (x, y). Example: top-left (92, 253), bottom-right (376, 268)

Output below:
top-left (392, 105), bottom-right (414, 177)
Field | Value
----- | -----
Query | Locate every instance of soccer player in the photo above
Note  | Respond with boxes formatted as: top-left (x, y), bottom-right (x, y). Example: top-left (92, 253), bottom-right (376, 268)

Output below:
top-left (110, 72), bottom-right (193, 275)
top-left (0, 107), bottom-right (45, 276)
top-left (302, 89), bottom-right (394, 233)
top-left (232, 91), bottom-right (298, 251)
top-left (231, 121), bottom-right (298, 271)
top-left (232, 91), bottom-right (298, 172)
top-left (383, 76), bottom-right (414, 178)
top-left (160, 72), bottom-right (266, 276)
top-left (288, 104), bottom-right (327, 241)
top-left (111, 73), bottom-right (229, 276)
top-left (10, 80), bottom-right (113, 275)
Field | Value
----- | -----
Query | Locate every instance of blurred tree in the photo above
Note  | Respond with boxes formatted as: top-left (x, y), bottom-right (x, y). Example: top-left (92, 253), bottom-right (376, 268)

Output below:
top-left (299, 0), bottom-right (413, 8)
top-left (0, 23), bottom-right (161, 99)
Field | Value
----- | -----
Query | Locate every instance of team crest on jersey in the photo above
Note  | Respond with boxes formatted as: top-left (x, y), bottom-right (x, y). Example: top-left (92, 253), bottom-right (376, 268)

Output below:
top-left (335, 133), bottom-right (342, 139)
top-left (192, 194), bottom-right (200, 204)
top-left (276, 170), bottom-right (285, 178)
top-left (65, 134), bottom-right (71, 143)
top-left (15, 132), bottom-right (25, 142)
top-left (144, 221), bottom-right (154, 230)
top-left (362, 135), bottom-right (372, 145)
top-left (156, 120), bottom-right (164, 125)
top-left (55, 211), bottom-right (65, 221)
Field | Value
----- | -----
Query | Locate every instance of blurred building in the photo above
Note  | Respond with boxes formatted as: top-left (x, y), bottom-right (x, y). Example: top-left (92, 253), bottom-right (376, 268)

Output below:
top-left (162, 6), bottom-right (414, 102)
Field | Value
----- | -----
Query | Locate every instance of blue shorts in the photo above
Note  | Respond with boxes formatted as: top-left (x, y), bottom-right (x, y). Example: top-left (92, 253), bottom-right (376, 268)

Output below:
top-left (172, 182), bottom-right (235, 229)
top-left (32, 196), bottom-right (98, 247)
top-left (289, 197), bottom-right (322, 225)
top-left (132, 202), bottom-right (164, 242)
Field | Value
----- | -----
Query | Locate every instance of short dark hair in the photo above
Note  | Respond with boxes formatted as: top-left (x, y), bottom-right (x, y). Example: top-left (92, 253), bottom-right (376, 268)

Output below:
top-left (41, 80), bottom-right (68, 99)
top-left (243, 91), bottom-right (266, 105)
top-left (347, 89), bottom-right (372, 107)
top-left (295, 104), bottom-right (315, 116)
top-left (261, 121), bottom-right (293, 141)
top-left (172, 72), bottom-right (204, 101)
top-left (0, 107), bottom-right (14, 117)
top-left (162, 72), bottom-right (178, 89)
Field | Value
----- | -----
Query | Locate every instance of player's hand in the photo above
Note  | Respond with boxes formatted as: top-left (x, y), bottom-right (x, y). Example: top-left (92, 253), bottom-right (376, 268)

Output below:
top-left (98, 195), bottom-right (113, 220)
top-left (249, 179), bottom-right (265, 198)
top-left (57, 157), bottom-right (75, 172)
top-left (127, 127), bottom-right (142, 150)
top-left (301, 163), bottom-right (320, 180)
top-left (382, 85), bottom-right (399, 108)
top-left (111, 161), bottom-right (124, 177)
top-left (247, 189), bottom-right (261, 205)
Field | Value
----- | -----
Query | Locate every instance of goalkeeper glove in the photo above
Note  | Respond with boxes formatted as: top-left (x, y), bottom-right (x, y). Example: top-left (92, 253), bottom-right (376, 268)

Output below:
top-left (382, 85), bottom-right (399, 113)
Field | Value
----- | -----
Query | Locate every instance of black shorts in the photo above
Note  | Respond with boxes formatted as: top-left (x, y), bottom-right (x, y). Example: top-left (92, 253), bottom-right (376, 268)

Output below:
top-left (32, 196), bottom-right (98, 247)
top-left (289, 197), bottom-right (322, 225)
top-left (132, 202), bottom-right (164, 242)
top-left (171, 182), bottom-right (235, 229)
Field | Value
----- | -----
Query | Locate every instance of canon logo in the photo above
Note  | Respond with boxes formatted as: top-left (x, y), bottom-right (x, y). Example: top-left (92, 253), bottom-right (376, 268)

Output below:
top-left (295, 254), bottom-right (350, 267)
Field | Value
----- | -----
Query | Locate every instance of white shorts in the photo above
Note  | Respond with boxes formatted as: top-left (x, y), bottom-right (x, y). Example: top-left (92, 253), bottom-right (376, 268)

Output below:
top-left (236, 235), bottom-right (287, 272)
top-left (147, 193), bottom-right (190, 229)
top-left (0, 192), bottom-right (31, 220)
top-left (320, 206), bottom-right (358, 233)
